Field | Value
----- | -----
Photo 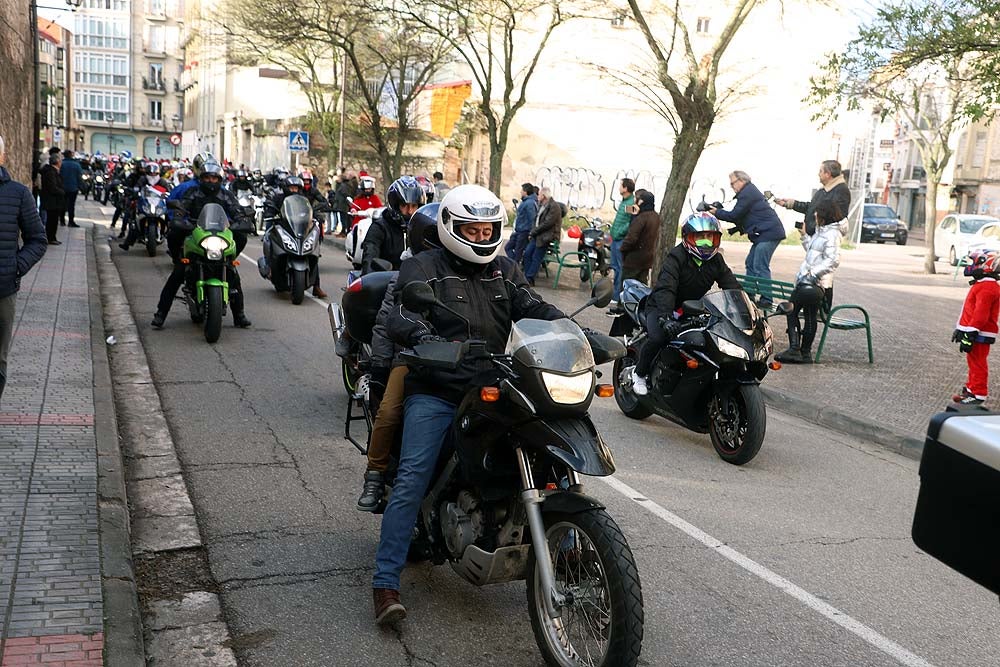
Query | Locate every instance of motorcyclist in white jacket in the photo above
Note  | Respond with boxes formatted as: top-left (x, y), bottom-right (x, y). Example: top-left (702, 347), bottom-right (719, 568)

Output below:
top-left (776, 200), bottom-right (846, 364)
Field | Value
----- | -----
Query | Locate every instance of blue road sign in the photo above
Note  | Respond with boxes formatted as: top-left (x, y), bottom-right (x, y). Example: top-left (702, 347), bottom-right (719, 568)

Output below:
top-left (289, 130), bottom-right (310, 153)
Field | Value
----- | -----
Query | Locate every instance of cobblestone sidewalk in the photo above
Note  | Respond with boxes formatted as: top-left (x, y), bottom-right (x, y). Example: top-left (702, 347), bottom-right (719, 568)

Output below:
top-left (0, 225), bottom-right (103, 666)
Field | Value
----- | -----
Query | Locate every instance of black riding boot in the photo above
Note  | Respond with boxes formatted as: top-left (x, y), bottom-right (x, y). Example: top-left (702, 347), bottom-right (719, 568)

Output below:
top-left (775, 319), bottom-right (803, 363)
top-left (230, 290), bottom-right (252, 328)
top-left (357, 469), bottom-right (385, 512)
top-left (799, 331), bottom-right (816, 364)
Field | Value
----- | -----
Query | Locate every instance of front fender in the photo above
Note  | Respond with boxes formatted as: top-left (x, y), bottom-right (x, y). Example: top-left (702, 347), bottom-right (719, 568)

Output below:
top-left (542, 491), bottom-right (605, 514)
top-left (288, 257), bottom-right (309, 272)
top-left (517, 415), bottom-right (616, 476)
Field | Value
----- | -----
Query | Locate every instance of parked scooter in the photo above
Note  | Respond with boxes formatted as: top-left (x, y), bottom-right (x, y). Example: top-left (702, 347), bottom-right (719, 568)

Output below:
top-left (609, 280), bottom-right (789, 465)
top-left (257, 194), bottom-right (323, 305)
top-left (576, 214), bottom-right (611, 282)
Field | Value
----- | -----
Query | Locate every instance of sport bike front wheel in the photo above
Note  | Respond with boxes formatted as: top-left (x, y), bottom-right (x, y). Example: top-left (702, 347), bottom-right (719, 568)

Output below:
top-left (203, 285), bottom-right (224, 344)
top-left (527, 509), bottom-right (644, 667)
top-left (708, 384), bottom-right (765, 465)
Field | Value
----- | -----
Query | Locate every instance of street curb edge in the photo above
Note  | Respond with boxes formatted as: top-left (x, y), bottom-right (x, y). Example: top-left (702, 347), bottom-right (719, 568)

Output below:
top-left (760, 386), bottom-right (924, 460)
top-left (88, 224), bottom-right (146, 666)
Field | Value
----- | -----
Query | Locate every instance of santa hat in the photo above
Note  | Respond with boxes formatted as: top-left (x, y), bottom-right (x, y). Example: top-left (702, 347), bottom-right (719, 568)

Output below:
top-left (358, 170), bottom-right (368, 177)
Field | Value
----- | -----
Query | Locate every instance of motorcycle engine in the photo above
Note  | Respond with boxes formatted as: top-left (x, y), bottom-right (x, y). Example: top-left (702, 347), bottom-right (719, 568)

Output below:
top-left (440, 491), bottom-right (484, 557)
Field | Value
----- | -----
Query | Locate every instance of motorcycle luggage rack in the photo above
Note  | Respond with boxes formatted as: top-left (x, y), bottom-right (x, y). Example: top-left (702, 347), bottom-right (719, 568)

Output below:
top-left (344, 380), bottom-right (373, 455)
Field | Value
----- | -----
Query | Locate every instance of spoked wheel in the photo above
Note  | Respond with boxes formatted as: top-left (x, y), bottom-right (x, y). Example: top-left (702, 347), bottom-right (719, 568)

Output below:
top-left (612, 354), bottom-right (652, 420)
top-left (342, 354), bottom-right (363, 395)
top-left (527, 509), bottom-right (644, 667)
top-left (708, 384), bottom-right (765, 465)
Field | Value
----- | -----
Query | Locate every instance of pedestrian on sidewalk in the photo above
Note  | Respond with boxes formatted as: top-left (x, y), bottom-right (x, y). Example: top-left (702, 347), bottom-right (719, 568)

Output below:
top-left (710, 170), bottom-right (785, 307)
top-left (59, 149), bottom-right (83, 228)
top-left (504, 183), bottom-right (537, 263)
top-left (610, 178), bottom-right (636, 308)
top-left (775, 200), bottom-right (845, 364)
top-left (774, 160), bottom-right (850, 236)
top-left (522, 187), bottom-right (563, 286)
top-left (619, 188), bottom-right (659, 286)
top-left (39, 151), bottom-right (65, 245)
top-left (951, 250), bottom-right (1000, 405)
top-left (0, 135), bottom-right (49, 402)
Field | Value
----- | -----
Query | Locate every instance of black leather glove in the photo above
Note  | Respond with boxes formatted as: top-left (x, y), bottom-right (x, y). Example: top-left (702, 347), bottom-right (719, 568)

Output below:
top-left (960, 331), bottom-right (976, 353)
top-left (951, 329), bottom-right (964, 343)
top-left (658, 318), bottom-right (683, 340)
top-left (413, 333), bottom-right (446, 346)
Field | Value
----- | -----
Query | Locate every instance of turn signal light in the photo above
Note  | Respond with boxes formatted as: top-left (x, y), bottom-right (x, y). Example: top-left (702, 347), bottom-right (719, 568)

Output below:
top-left (480, 387), bottom-right (500, 402)
top-left (232, 260), bottom-right (240, 266)
top-left (595, 384), bottom-right (614, 398)
top-left (180, 258), bottom-right (191, 264)
top-left (768, 361), bottom-right (782, 371)
top-left (685, 359), bottom-right (699, 369)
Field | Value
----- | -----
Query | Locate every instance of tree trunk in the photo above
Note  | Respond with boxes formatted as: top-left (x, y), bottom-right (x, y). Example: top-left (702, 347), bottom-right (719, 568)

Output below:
top-left (923, 179), bottom-right (939, 274)
top-left (654, 115), bottom-right (713, 276)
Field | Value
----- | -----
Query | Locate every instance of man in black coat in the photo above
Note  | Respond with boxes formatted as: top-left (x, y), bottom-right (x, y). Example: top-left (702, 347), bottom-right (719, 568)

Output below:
top-left (39, 152), bottom-right (65, 245)
top-left (0, 135), bottom-right (48, 402)
top-left (776, 160), bottom-right (851, 236)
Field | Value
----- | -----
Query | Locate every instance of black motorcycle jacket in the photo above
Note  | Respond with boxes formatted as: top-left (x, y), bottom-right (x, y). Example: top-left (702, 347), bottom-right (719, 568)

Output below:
top-left (360, 213), bottom-right (406, 275)
top-left (647, 243), bottom-right (741, 317)
top-left (387, 249), bottom-right (565, 404)
top-left (176, 187), bottom-right (252, 234)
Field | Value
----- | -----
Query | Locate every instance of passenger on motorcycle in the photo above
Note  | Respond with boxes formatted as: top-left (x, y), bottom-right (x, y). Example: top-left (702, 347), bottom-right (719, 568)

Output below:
top-left (359, 176), bottom-right (424, 275)
top-left (262, 175), bottom-right (331, 297)
top-left (351, 174), bottom-right (382, 228)
top-left (372, 185), bottom-right (566, 625)
top-left (356, 204), bottom-right (441, 512)
top-left (631, 212), bottom-right (741, 396)
top-left (119, 161), bottom-right (171, 251)
top-left (151, 160), bottom-right (254, 329)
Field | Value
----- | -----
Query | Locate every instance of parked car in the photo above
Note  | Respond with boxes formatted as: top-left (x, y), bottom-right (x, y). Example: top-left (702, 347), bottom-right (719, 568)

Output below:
top-left (934, 214), bottom-right (1000, 266)
top-left (860, 204), bottom-right (908, 244)
top-left (963, 223), bottom-right (1000, 258)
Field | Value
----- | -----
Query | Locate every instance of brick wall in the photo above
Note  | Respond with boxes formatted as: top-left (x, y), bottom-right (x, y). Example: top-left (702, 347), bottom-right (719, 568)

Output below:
top-left (0, 0), bottom-right (36, 183)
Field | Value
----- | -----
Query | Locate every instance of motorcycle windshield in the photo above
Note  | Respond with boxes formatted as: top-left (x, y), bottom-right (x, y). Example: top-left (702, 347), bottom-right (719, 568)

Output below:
top-left (507, 318), bottom-right (594, 373)
top-left (701, 290), bottom-right (757, 330)
top-left (197, 203), bottom-right (229, 232)
top-left (281, 195), bottom-right (314, 237)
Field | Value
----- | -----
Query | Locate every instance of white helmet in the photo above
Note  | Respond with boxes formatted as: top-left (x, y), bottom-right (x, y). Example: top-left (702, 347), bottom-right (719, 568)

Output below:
top-left (437, 185), bottom-right (504, 264)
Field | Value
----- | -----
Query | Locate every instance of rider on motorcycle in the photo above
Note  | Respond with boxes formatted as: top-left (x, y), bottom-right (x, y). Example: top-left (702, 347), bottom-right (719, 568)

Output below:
top-left (356, 203), bottom-right (441, 513)
top-left (119, 161), bottom-right (171, 251)
top-left (262, 175), bottom-right (331, 297)
top-left (630, 212), bottom-right (741, 396)
top-left (351, 174), bottom-right (382, 228)
top-left (151, 160), bottom-right (254, 329)
top-left (359, 176), bottom-right (423, 275)
top-left (373, 185), bottom-right (566, 625)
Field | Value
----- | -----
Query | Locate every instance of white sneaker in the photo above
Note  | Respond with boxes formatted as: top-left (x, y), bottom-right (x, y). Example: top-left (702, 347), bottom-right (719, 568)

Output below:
top-left (631, 369), bottom-right (648, 396)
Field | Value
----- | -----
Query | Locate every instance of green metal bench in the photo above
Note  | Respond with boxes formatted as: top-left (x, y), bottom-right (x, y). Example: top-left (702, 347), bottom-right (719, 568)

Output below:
top-left (538, 241), bottom-right (593, 289)
top-left (735, 274), bottom-right (874, 363)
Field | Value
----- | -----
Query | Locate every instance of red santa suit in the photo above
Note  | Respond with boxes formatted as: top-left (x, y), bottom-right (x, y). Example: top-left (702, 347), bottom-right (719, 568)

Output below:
top-left (957, 277), bottom-right (1000, 398)
top-left (351, 193), bottom-right (382, 228)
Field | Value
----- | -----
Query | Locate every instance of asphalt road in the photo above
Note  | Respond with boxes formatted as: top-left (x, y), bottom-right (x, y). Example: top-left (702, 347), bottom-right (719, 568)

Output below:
top-left (97, 209), bottom-right (999, 667)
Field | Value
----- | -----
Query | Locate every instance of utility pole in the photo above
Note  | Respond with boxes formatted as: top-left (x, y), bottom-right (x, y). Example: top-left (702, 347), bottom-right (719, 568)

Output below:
top-left (338, 50), bottom-right (347, 169)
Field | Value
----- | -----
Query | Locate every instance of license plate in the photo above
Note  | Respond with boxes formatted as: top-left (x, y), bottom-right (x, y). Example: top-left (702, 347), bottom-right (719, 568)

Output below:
top-left (880, 233), bottom-right (895, 238)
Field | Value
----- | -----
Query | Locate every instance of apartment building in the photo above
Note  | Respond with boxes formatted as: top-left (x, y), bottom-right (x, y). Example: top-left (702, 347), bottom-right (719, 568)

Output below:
top-left (37, 18), bottom-right (76, 150)
top-left (952, 120), bottom-right (1000, 217)
top-left (71, 0), bottom-right (184, 157)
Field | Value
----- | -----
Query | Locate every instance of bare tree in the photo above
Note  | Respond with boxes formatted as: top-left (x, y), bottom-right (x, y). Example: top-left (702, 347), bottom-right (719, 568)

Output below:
top-left (401, 0), bottom-right (567, 193)
top-left (624, 0), bottom-right (767, 270)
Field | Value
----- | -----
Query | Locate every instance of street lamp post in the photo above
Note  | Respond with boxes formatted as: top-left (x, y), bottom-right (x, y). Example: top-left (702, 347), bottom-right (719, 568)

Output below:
top-left (170, 114), bottom-right (181, 159)
top-left (105, 113), bottom-right (115, 154)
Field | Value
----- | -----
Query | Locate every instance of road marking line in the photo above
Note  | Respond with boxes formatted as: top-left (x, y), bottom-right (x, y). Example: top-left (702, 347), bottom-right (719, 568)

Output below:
top-left (239, 251), bottom-right (327, 307)
top-left (597, 475), bottom-right (935, 667)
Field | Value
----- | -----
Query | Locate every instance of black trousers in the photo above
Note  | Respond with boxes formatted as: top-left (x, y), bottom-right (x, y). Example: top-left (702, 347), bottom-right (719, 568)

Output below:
top-left (786, 286), bottom-right (832, 350)
top-left (61, 191), bottom-right (79, 225)
top-left (43, 209), bottom-right (63, 241)
top-left (156, 231), bottom-right (247, 316)
top-left (635, 310), bottom-right (670, 377)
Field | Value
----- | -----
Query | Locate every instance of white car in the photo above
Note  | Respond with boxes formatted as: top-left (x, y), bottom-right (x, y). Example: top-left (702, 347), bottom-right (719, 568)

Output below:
top-left (935, 214), bottom-right (1000, 265)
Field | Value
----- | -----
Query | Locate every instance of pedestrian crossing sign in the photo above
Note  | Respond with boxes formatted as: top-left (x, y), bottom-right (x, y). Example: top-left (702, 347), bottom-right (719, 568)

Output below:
top-left (288, 130), bottom-right (310, 153)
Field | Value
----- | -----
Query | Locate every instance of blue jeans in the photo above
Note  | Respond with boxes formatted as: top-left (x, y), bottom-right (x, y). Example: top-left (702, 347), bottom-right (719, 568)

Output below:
top-left (745, 239), bottom-right (780, 304)
top-left (610, 239), bottom-right (624, 301)
top-left (505, 231), bottom-right (530, 262)
top-left (523, 242), bottom-right (544, 280)
top-left (373, 394), bottom-right (456, 590)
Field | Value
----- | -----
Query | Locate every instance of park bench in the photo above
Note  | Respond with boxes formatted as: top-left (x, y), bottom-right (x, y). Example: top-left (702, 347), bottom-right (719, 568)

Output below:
top-left (538, 240), bottom-right (593, 289)
top-left (735, 274), bottom-right (874, 363)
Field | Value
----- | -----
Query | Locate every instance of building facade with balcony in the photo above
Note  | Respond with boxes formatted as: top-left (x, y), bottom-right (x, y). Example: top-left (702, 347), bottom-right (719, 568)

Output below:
top-left (71, 0), bottom-right (183, 157)
top-left (951, 119), bottom-right (1000, 218)
top-left (37, 18), bottom-right (78, 151)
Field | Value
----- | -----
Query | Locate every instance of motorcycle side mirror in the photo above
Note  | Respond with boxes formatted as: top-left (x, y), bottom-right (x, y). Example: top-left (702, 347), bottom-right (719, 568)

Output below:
top-left (681, 300), bottom-right (709, 316)
top-left (401, 281), bottom-right (440, 313)
top-left (511, 198), bottom-right (518, 206)
top-left (592, 278), bottom-right (614, 308)
top-left (370, 258), bottom-right (393, 273)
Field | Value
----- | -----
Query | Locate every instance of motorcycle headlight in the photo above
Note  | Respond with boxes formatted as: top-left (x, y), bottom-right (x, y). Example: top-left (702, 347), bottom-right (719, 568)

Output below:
top-left (541, 370), bottom-right (593, 405)
top-left (712, 335), bottom-right (750, 360)
top-left (302, 228), bottom-right (320, 252)
top-left (277, 227), bottom-right (298, 251)
top-left (200, 235), bottom-right (230, 260)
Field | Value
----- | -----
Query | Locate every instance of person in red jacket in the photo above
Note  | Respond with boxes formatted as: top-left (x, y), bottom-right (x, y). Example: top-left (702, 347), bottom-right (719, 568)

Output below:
top-left (953, 249), bottom-right (1000, 405)
top-left (351, 173), bottom-right (382, 227)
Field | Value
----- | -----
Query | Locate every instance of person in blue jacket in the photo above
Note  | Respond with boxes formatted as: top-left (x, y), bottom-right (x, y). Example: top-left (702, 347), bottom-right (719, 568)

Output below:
top-left (711, 170), bottom-right (786, 307)
top-left (504, 183), bottom-right (537, 263)
top-left (59, 150), bottom-right (84, 228)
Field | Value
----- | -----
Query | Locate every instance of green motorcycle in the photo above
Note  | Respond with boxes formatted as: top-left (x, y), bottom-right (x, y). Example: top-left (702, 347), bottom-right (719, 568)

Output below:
top-left (181, 203), bottom-right (239, 343)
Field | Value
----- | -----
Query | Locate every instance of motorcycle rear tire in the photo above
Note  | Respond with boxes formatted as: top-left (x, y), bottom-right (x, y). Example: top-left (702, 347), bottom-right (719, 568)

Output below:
top-left (612, 356), bottom-right (653, 420)
top-left (527, 508), bottom-right (644, 667)
top-left (580, 259), bottom-right (594, 283)
top-left (290, 269), bottom-right (306, 305)
top-left (709, 384), bottom-right (765, 465)
top-left (204, 285), bottom-right (224, 344)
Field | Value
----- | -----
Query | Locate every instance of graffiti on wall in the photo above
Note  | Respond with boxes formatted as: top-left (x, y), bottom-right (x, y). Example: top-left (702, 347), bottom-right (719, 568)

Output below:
top-left (609, 169), bottom-right (666, 211)
top-left (534, 166), bottom-right (608, 210)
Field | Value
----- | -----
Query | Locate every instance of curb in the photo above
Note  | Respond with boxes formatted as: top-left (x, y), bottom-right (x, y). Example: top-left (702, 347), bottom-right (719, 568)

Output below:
top-left (94, 223), bottom-right (238, 666)
top-left (760, 386), bottom-right (924, 460)
top-left (88, 225), bottom-right (146, 666)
